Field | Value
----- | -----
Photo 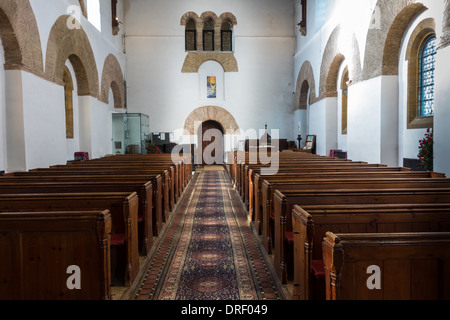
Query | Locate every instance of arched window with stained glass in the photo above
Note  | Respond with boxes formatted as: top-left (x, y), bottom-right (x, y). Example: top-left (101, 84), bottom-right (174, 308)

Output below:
top-left (418, 34), bottom-right (437, 117)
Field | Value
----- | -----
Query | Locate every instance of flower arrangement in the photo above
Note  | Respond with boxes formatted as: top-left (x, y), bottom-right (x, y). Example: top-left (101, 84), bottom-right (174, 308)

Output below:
top-left (418, 128), bottom-right (433, 171)
top-left (147, 143), bottom-right (162, 154)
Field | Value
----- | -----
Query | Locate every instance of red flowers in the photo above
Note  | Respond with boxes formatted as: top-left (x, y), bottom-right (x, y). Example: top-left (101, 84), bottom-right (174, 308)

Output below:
top-left (147, 143), bottom-right (162, 154)
top-left (418, 129), bottom-right (433, 171)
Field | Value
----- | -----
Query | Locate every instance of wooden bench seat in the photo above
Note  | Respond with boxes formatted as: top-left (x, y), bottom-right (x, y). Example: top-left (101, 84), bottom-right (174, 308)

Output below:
top-left (7, 171), bottom-right (166, 236)
top-left (240, 161), bottom-right (387, 201)
top-left (240, 164), bottom-right (412, 203)
top-left (0, 192), bottom-right (139, 287)
top-left (58, 161), bottom-right (180, 201)
top-left (239, 162), bottom-right (392, 199)
top-left (292, 203), bottom-right (450, 300)
top-left (272, 188), bottom-right (450, 284)
top-left (0, 180), bottom-right (154, 255)
top-left (78, 155), bottom-right (192, 197)
top-left (0, 210), bottom-right (112, 300)
top-left (85, 154), bottom-right (192, 192)
top-left (251, 172), bottom-right (448, 234)
top-left (322, 232), bottom-right (450, 300)
top-left (259, 177), bottom-right (450, 255)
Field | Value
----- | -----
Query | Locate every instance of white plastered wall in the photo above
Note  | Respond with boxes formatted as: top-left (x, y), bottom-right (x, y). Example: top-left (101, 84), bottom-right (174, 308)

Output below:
top-left (124, 0), bottom-right (295, 153)
top-left (0, 0), bottom-right (127, 171)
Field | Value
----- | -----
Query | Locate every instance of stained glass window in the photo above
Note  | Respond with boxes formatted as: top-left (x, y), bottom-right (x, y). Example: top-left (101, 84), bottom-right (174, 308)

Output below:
top-left (418, 34), bottom-right (436, 117)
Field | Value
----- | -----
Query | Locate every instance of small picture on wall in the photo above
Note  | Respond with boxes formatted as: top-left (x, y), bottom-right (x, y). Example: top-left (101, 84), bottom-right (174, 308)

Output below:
top-left (207, 76), bottom-right (217, 98)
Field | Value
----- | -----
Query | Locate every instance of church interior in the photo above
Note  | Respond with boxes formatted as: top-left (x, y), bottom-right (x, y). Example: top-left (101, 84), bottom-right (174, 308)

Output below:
top-left (1, 0), bottom-right (450, 303)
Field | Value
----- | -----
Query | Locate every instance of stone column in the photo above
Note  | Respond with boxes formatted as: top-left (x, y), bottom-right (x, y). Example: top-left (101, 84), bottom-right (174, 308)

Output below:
top-left (441, 0), bottom-right (450, 48)
top-left (196, 20), bottom-right (203, 51)
top-left (215, 24), bottom-right (222, 51)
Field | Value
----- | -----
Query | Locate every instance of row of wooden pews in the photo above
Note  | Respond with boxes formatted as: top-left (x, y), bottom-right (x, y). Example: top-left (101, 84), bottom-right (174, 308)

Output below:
top-left (0, 154), bottom-right (192, 300)
top-left (228, 151), bottom-right (450, 300)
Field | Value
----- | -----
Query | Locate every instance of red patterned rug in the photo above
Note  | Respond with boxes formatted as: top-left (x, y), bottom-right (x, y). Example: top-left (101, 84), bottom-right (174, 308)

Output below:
top-left (133, 170), bottom-right (284, 300)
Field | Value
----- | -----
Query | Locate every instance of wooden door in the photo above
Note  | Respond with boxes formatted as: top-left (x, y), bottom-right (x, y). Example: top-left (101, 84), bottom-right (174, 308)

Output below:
top-left (198, 120), bottom-right (224, 165)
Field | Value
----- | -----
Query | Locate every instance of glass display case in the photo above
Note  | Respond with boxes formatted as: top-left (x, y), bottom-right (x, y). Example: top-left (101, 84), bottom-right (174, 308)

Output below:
top-left (112, 113), bottom-right (150, 154)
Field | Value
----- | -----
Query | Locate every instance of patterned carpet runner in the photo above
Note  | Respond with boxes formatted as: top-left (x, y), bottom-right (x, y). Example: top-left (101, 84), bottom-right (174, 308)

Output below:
top-left (133, 170), bottom-right (284, 300)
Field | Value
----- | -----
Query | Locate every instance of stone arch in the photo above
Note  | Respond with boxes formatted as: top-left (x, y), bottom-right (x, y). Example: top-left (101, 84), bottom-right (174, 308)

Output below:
top-left (362, 0), bottom-right (427, 80)
top-left (319, 25), bottom-right (362, 99)
top-left (181, 53), bottom-right (239, 73)
top-left (0, 0), bottom-right (43, 76)
top-left (405, 17), bottom-right (436, 129)
top-left (45, 15), bottom-right (99, 98)
top-left (326, 54), bottom-right (346, 97)
top-left (294, 60), bottom-right (317, 110)
top-left (218, 12), bottom-right (238, 26)
top-left (100, 54), bottom-right (125, 109)
top-left (184, 106), bottom-right (240, 135)
top-left (180, 11), bottom-right (199, 26)
top-left (200, 11), bottom-right (219, 24)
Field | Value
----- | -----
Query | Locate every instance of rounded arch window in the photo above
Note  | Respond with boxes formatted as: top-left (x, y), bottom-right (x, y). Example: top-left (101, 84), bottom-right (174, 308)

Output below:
top-left (185, 19), bottom-right (197, 51)
top-left (221, 20), bottom-right (233, 52)
top-left (418, 34), bottom-right (437, 118)
top-left (203, 18), bottom-right (215, 51)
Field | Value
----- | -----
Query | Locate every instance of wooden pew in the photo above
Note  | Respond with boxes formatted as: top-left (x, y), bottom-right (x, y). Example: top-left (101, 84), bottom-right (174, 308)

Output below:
top-left (0, 192), bottom-right (139, 287)
top-left (253, 171), bottom-right (445, 229)
top-left (242, 163), bottom-right (412, 206)
top-left (322, 232), bottom-right (450, 300)
top-left (260, 177), bottom-right (450, 255)
top-left (241, 159), bottom-right (384, 199)
top-left (252, 171), bottom-right (446, 235)
top-left (253, 170), bottom-right (445, 234)
top-left (0, 180), bottom-right (154, 256)
top-left (0, 210), bottom-right (112, 300)
top-left (272, 188), bottom-right (450, 284)
top-left (251, 168), bottom-right (445, 224)
top-left (292, 203), bottom-right (450, 300)
top-left (234, 150), bottom-right (387, 194)
top-left (61, 160), bottom-right (179, 208)
top-left (89, 154), bottom-right (192, 193)
top-left (7, 170), bottom-right (165, 237)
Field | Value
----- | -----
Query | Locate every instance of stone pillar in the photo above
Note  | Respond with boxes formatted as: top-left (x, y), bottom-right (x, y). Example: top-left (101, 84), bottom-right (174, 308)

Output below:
top-left (440, 0), bottom-right (450, 48)
top-left (5, 70), bottom-right (27, 172)
top-left (215, 24), bottom-right (222, 51)
top-left (196, 21), bottom-right (203, 51)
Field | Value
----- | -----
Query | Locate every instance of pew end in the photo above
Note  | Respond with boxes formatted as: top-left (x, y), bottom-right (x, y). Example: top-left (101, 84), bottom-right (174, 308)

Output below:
top-left (322, 231), bottom-right (450, 300)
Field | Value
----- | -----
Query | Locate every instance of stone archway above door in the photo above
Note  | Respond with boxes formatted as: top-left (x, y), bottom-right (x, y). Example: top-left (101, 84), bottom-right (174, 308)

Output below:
top-left (181, 52), bottom-right (239, 73)
top-left (184, 106), bottom-right (240, 135)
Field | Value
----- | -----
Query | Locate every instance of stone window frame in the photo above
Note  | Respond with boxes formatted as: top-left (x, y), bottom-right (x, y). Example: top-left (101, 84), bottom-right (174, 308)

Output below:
top-left (405, 18), bottom-right (436, 130)
top-left (181, 12), bottom-right (237, 53)
top-left (417, 34), bottom-right (436, 117)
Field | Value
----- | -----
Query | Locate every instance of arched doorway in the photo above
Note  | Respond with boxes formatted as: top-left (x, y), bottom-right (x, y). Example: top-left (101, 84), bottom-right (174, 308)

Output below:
top-left (197, 120), bottom-right (224, 165)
